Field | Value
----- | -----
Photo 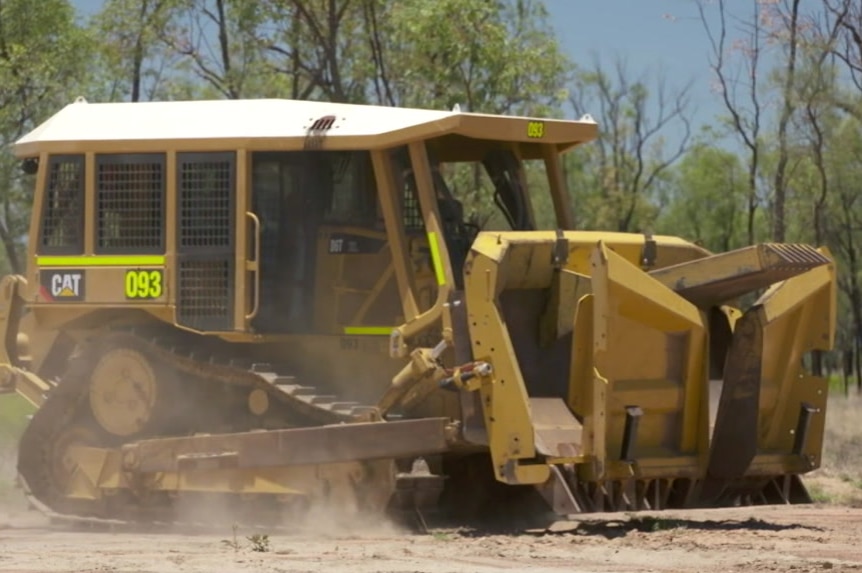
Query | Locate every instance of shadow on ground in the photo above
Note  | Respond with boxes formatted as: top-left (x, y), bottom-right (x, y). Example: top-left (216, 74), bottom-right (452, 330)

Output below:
top-left (518, 515), bottom-right (824, 539)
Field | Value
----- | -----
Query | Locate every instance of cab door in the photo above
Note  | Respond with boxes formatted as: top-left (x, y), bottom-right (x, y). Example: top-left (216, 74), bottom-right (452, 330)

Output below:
top-left (174, 151), bottom-right (237, 332)
top-left (248, 151), bottom-right (323, 334)
top-left (310, 152), bottom-right (400, 335)
top-left (248, 150), bottom-right (399, 335)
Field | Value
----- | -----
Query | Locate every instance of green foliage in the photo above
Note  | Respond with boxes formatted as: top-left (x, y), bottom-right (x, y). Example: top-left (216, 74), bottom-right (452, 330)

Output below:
top-left (567, 58), bottom-right (691, 232)
top-left (0, 0), bottom-right (95, 105)
top-left (0, 395), bottom-right (33, 444)
top-left (220, 524), bottom-right (271, 553)
top-left (384, 0), bottom-right (570, 114)
top-left (160, 0), bottom-right (274, 99)
top-left (259, 0), bottom-right (380, 102)
top-left (0, 0), bottom-right (95, 272)
top-left (246, 533), bottom-right (270, 552)
top-left (655, 144), bottom-right (751, 251)
top-left (89, 0), bottom-right (180, 101)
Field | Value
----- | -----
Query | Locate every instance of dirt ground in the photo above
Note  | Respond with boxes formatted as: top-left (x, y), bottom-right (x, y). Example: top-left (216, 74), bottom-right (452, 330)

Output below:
top-left (1, 394), bottom-right (860, 573)
top-left (0, 502), bottom-right (860, 573)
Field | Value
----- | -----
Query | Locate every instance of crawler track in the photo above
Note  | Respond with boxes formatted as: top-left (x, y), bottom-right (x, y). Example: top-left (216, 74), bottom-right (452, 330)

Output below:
top-left (16, 327), bottom-right (436, 529)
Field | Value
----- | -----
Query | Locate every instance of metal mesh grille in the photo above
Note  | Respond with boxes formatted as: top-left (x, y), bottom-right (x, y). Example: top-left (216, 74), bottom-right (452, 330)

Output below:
top-left (178, 155), bottom-right (233, 248)
top-left (176, 152), bottom-right (236, 331)
top-left (403, 185), bottom-right (424, 232)
top-left (96, 154), bottom-right (165, 253)
top-left (40, 155), bottom-right (84, 253)
top-left (177, 257), bottom-right (233, 330)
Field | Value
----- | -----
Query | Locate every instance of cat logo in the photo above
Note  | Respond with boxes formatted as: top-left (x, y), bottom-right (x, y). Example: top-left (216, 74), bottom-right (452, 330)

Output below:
top-left (40, 270), bottom-right (85, 302)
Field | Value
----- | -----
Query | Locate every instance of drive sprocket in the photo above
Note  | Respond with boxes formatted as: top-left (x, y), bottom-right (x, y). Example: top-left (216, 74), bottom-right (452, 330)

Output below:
top-left (88, 346), bottom-right (160, 437)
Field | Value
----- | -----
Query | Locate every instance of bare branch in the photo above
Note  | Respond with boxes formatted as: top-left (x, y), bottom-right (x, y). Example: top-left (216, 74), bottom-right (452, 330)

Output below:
top-left (571, 55), bottom-right (692, 232)
top-left (696, 0), bottom-right (762, 245)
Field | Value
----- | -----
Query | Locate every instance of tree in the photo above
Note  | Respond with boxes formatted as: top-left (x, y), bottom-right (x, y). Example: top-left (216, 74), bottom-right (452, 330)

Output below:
top-left (823, 0), bottom-right (862, 105)
top-left (789, 8), bottom-right (843, 248)
top-left (92, 0), bottom-right (180, 102)
top-left (258, 0), bottom-right (379, 103)
top-left (382, 0), bottom-right (570, 115)
top-left (0, 0), bottom-right (95, 273)
top-left (696, 0), bottom-right (765, 246)
top-left (159, 0), bottom-right (268, 99)
top-left (567, 57), bottom-right (692, 233)
top-left (769, 0), bottom-right (850, 377)
top-left (822, 117), bottom-right (862, 389)
top-left (656, 144), bottom-right (749, 252)
top-left (769, 0), bottom-right (802, 243)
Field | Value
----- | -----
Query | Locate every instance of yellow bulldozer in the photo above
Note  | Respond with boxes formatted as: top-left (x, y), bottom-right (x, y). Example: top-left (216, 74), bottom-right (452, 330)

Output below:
top-left (0, 97), bottom-right (837, 528)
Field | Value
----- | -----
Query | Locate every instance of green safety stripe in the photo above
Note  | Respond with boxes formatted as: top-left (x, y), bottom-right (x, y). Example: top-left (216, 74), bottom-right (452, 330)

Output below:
top-left (342, 326), bottom-right (394, 336)
top-left (427, 231), bottom-right (446, 286)
top-left (37, 255), bottom-right (166, 267)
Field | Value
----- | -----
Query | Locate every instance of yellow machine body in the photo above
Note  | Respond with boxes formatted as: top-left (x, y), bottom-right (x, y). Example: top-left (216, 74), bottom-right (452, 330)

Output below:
top-left (0, 98), bottom-right (836, 525)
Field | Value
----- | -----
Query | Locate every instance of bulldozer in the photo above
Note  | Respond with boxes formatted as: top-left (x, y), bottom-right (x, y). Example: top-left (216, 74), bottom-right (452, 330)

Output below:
top-left (0, 97), bottom-right (837, 528)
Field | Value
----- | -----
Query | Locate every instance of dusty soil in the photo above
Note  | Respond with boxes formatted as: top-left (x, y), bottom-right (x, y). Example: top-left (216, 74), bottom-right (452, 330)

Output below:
top-left (1, 394), bottom-right (860, 573)
top-left (0, 503), bottom-right (861, 573)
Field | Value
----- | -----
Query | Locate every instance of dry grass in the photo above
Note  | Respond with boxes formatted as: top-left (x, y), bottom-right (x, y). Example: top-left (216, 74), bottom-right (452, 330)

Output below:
top-left (0, 395), bottom-right (33, 505)
top-left (805, 392), bottom-right (862, 505)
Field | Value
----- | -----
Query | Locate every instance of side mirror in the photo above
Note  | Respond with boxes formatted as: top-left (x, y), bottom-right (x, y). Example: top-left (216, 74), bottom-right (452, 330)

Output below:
top-left (21, 158), bottom-right (38, 175)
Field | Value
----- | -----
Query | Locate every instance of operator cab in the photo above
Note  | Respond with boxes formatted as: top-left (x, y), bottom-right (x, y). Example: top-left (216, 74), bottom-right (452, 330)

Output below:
top-left (15, 99), bottom-right (597, 339)
top-left (247, 139), bottom-right (549, 335)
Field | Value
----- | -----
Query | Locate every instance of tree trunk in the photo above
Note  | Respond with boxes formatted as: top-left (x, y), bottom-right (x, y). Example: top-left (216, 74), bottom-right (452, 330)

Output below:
top-left (0, 198), bottom-right (21, 274)
top-left (772, 0), bottom-right (800, 243)
top-left (812, 350), bottom-right (823, 378)
top-left (0, 231), bottom-right (20, 274)
top-left (854, 306), bottom-right (862, 393)
top-left (746, 162), bottom-right (757, 245)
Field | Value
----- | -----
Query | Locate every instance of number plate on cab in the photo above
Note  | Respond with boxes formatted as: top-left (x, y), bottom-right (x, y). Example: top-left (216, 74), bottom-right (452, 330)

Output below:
top-left (124, 269), bottom-right (164, 300)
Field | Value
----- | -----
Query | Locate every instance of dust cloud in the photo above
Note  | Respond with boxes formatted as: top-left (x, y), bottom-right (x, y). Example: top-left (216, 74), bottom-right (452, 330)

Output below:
top-left (0, 440), bottom-right (23, 509)
top-left (161, 488), bottom-right (409, 540)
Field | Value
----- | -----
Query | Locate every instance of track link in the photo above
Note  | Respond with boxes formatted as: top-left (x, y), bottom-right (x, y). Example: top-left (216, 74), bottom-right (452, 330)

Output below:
top-left (127, 328), bottom-right (382, 426)
top-left (16, 327), bottom-right (442, 530)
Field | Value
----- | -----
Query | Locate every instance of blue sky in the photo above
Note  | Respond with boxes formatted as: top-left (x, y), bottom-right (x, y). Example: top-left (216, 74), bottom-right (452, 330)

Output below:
top-left (548, 0), bottom-right (734, 141)
top-left (70, 0), bottom-right (754, 134)
top-left (550, 1), bottom-right (717, 109)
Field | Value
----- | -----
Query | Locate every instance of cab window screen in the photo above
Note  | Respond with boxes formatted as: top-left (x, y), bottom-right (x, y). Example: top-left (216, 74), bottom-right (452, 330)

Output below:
top-left (178, 152), bottom-right (234, 249)
top-left (39, 155), bottom-right (84, 254)
top-left (95, 153), bottom-right (165, 253)
top-left (388, 147), bottom-right (424, 233)
top-left (322, 151), bottom-right (377, 227)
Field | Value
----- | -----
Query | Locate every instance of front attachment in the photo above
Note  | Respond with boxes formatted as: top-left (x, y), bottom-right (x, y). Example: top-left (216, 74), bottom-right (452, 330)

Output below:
top-left (459, 233), bottom-right (836, 517)
top-left (575, 242), bottom-right (836, 510)
top-left (702, 258), bottom-right (835, 504)
top-left (706, 308), bottom-right (764, 482)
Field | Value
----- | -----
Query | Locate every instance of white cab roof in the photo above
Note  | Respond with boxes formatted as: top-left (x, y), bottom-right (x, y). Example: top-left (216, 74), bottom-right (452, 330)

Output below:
top-left (14, 98), bottom-right (598, 156)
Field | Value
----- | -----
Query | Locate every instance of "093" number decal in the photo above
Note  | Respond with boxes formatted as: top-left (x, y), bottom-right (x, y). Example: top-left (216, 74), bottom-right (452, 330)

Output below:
top-left (526, 121), bottom-right (545, 139)
top-left (125, 269), bottom-right (163, 299)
